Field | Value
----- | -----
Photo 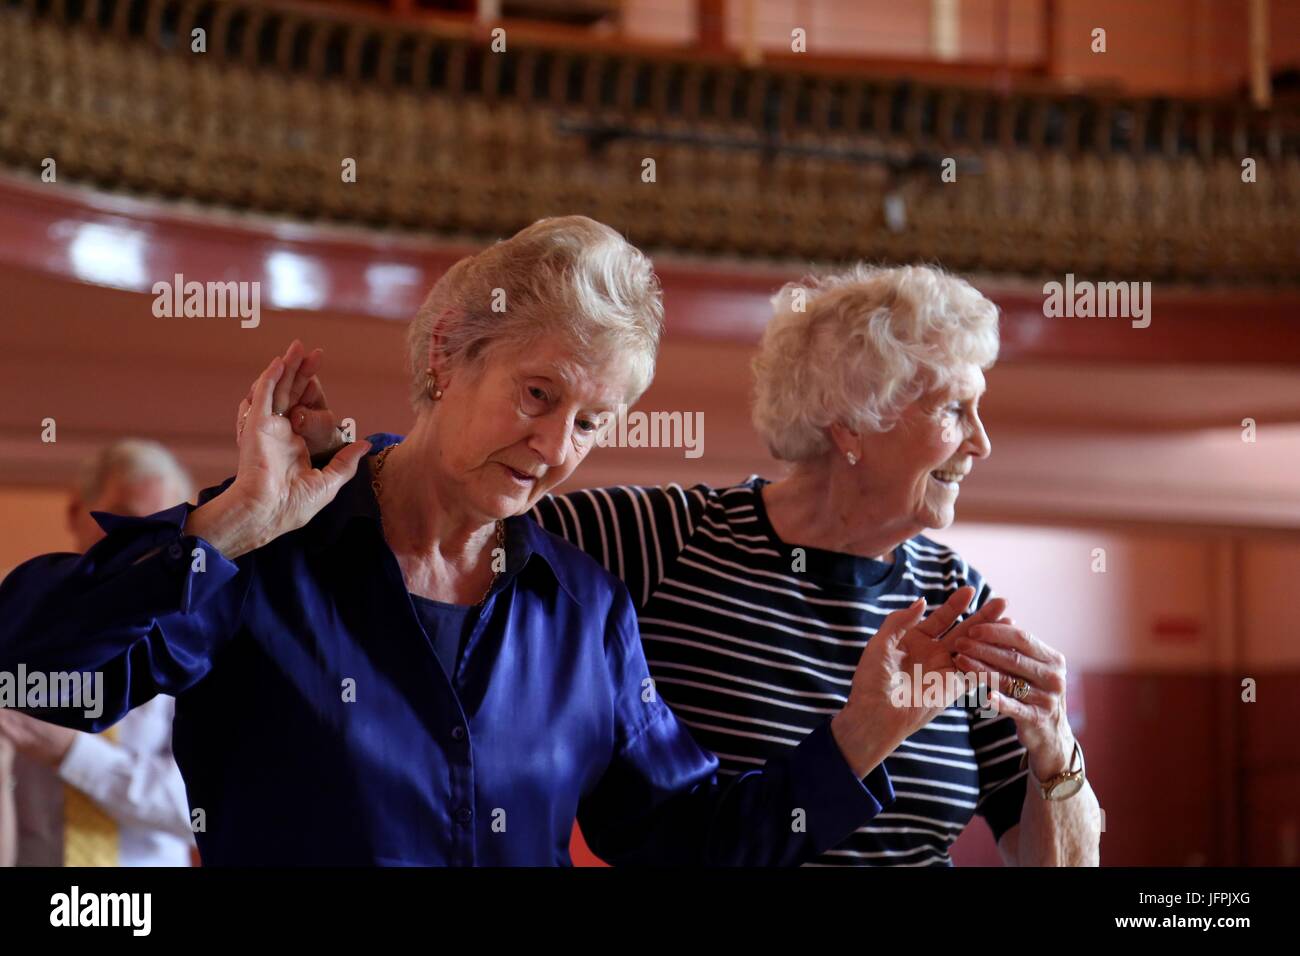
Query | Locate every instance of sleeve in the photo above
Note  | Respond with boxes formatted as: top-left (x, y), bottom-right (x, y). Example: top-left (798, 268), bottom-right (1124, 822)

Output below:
top-left (966, 572), bottom-right (1029, 843)
top-left (530, 483), bottom-right (708, 610)
top-left (0, 737), bottom-right (15, 866)
top-left (56, 698), bottom-right (194, 840)
top-left (576, 585), bottom-right (895, 866)
top-left (0, 480), bottom-right (251, 733)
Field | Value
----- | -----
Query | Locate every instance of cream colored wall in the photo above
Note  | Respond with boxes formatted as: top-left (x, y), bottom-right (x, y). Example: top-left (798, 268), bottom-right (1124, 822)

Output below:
top-left (934, 521), bottom-right (1300, 673)
top-left (936, 523), bottom-right (1221, 672)
top-left (0, 487), bottom-right (77, 577)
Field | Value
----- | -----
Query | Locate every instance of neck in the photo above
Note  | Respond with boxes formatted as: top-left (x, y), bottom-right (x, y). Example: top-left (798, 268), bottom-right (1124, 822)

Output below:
top-left (762, 462), bottom-right (915, 563)
top-left (376, 423), bottom-right (497, 566)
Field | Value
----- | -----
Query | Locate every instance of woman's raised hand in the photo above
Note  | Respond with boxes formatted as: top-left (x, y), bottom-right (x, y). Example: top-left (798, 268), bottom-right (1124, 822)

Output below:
top-left (235, 340), bottom-right (346, 458)
top-left (831, 586), bottom-right (1008, 777)
top-left (193, 351), bottom-right (370, 559)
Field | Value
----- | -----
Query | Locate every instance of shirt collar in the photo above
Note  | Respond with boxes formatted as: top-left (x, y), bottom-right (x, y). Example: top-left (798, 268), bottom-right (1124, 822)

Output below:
top-left (306, 434), bottom-right (582, 605)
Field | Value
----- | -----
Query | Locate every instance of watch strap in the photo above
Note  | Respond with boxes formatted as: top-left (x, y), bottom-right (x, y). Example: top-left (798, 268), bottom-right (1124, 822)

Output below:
top-left (1020, 739), bottom-right (1085, 800)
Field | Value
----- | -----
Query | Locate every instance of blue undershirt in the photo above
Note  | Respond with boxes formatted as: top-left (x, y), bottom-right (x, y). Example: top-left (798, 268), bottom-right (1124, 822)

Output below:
top-left (408, 592), bottom-right (476, 679)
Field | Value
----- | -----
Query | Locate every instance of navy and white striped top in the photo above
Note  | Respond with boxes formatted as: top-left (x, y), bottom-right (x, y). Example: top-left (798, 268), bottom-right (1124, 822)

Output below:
top-left (534, 476), bottom-right (1028, 866)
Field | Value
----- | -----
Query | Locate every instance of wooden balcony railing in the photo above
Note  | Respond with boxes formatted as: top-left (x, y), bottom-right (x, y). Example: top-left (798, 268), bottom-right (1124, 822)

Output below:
top-left (2, 0), bottom-right (1297, 283)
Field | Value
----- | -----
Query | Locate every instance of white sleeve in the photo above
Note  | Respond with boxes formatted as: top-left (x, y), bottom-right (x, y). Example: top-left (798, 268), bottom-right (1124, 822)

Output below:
top-left (56, 725), bottom-right (194, 841)
top-left (0, 737), bottom-right (16, 866)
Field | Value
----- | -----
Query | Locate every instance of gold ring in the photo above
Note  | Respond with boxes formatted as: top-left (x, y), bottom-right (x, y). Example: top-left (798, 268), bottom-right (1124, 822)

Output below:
top-left (1009, 677), bottom-right (1031, 701)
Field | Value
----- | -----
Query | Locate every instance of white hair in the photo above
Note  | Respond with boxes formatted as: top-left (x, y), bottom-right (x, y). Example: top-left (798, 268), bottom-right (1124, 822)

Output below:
top-left (751, 264), bottom-right (1000, 462)
top-left (406, 216), bottom-right (663, 409)
top-left (77, 439), bottom-right (194, 504)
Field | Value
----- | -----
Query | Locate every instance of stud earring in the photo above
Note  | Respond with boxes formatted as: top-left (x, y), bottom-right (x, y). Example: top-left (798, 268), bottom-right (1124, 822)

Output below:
top-left (845, 451), bottom-right (858, 466)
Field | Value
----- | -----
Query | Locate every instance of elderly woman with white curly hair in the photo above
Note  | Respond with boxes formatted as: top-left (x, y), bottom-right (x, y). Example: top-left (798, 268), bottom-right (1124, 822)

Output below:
top-left (0, 217), bottom-right (1016, 866)
top-left (293, 255), bottom-right (1101, 866)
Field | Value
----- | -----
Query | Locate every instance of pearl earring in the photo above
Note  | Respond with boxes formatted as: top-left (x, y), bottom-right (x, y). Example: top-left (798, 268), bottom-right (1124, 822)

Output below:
top-left (845, 451), bottom-right (858, 466)
top-left (425, 366), bottom-right (443, 400)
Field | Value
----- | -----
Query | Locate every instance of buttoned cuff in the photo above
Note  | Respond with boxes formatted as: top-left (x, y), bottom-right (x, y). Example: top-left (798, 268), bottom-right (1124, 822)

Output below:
top-left (786, 718), bottom-right (895, 854)
top-left (57, 729), bottom-right (118, 794)
top-left (91, 504), bottom-right (243, 614)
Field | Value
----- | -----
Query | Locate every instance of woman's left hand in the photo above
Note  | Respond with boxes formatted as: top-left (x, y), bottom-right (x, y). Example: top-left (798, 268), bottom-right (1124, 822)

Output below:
top-left (951, 621), bottom-right (1076, 779)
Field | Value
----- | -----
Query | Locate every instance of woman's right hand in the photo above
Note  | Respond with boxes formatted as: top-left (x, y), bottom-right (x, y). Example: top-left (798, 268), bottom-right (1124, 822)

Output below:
top-left (831, 586), bottom-right (1008, 777)
top-left (190, 353), bottom-right (370, 559)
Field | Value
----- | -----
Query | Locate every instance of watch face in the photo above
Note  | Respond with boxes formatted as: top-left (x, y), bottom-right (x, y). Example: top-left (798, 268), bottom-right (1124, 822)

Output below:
top-left (1048, 775), bottom-right (1084, 800)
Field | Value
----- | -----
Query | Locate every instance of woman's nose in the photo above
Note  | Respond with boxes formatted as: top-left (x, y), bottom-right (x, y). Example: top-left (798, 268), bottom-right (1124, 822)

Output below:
top-left (967, 414), bottom-right (992, 459)
top-left (529, 416), bottom-right (573, 469)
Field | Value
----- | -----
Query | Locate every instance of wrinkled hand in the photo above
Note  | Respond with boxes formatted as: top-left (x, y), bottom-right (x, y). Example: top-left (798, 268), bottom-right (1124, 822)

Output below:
top-left (237, 340), bottom-right (346, 458)
top-left (952, 621), bottom-right (1075, 779)
top-left (193, 353), bottom-right (370, 559)
top-left (832, 586), bottom-right (1008, 776)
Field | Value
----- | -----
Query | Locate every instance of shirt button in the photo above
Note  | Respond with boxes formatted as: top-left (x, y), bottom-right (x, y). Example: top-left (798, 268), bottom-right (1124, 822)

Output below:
top-left (167, 543), bottom-right (184, 560)
top-left (455, 807), bottom-right (473, 826)
top-left (451, 725), bottom-right (466, 742)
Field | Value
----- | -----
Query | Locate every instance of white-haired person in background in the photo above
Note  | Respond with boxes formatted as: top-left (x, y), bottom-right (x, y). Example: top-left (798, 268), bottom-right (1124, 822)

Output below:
top-left (0, 440), bottom-right (196, 866)
top-left (282, 259), bottom-right (1100, 866)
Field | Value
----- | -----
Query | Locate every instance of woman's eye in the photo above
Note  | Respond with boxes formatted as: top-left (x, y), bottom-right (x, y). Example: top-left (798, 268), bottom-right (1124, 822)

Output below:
top-left (521, 385), bottom-right (550, 412)
top-left (576, 418), bottom-right (597, 434)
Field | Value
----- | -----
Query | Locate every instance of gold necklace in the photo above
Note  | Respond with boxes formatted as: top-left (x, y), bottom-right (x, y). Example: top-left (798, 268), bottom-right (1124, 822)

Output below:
top-left (370, 444), bottom-right (505, 606)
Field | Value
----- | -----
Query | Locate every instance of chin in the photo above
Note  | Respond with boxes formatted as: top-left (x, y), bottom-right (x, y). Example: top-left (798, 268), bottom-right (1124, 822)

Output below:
top-left (480, 497), bottom-right (522, 520)
top-left (483, 487), bottom-right (538, 519)
top-left (919, 506), bottom-right (957, 531)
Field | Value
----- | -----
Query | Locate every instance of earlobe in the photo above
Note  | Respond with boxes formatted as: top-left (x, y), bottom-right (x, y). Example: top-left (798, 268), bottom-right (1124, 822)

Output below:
top-left (828, 421), bottom-right (860, 456)
top-left (425, 315), bottom-right (454, 390)
top-left (424, 366), bottom-right (444, 401)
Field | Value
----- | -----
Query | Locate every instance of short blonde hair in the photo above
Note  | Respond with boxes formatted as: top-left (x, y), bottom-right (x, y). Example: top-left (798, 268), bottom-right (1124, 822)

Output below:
top-left (406, 216), bottom-right (663, 409)
top-left (751, 264), bottom-right (999, 462)
top-left (77, 439), bottom-right (194, 504)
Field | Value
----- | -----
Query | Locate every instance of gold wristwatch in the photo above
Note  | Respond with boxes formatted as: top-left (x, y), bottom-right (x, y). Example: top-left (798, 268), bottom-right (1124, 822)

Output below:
top-left (1020, 740), bottom-right (1086, 801)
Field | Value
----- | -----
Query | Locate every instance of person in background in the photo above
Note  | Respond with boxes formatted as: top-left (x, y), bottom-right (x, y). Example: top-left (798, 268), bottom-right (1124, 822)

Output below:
top-left (0, 439), bottom-right (196, 867)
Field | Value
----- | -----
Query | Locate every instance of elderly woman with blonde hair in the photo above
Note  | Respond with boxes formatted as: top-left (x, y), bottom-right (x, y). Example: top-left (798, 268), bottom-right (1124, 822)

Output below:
top-left (293, 255), bottom-right (1101, 866)
top-left (0, 217), bottom-right (1009, 866)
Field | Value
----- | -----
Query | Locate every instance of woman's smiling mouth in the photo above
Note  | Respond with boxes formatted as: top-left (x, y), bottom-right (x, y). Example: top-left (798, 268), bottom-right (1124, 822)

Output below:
top-left (929, 468), bottom-right (967, 490)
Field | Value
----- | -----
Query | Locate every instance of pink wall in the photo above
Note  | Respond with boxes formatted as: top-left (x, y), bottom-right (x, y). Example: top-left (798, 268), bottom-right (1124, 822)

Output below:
top-left (929, 522), bottom-right (1300, 865)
